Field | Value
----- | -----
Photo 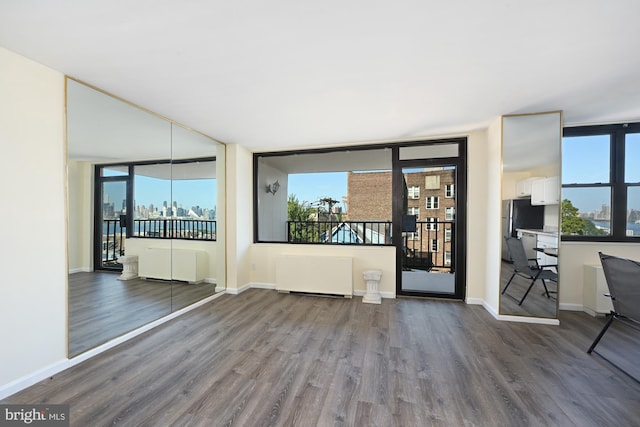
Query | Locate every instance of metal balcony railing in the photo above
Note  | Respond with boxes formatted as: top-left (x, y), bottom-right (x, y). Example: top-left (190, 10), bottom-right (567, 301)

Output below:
top-left (287, 220), bottom-right (392, 245)
top-left (286, 219), bottom-right (455, 272)
top-left (101, 218), bottom-right (217, 265)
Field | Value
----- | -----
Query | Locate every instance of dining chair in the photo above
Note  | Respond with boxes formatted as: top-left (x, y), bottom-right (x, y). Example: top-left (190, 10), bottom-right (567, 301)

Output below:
top-left (587, 252), bottom-right (640, 353)
top-left (502, 237), bottom-right (557, 305)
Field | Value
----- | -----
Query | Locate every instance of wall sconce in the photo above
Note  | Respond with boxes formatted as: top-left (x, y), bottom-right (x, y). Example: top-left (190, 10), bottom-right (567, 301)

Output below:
top-left (266, 180), bottom-right (280, 195)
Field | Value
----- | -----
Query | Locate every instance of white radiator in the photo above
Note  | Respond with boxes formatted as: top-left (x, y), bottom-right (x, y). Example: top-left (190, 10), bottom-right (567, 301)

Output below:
top-left (275, 255), bottom-right (353, 297)
top-left (139, 248), bottom-right (208, 284)
top-left (583, 264), bottom-right (614, 316)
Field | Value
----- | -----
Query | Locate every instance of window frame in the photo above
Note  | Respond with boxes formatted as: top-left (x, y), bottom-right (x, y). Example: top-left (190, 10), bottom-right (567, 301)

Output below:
top-left (445, 206), bottom-right (455, 221)
top-left (445, 184), bottom-right (455, 198)
top-left (426, 217), bottom-right (438, 231)
top-left (408, 206), bottom-right (420, 219)
top-left (408, 186), bottom-right (420, 200)
top-left (426, 196), bottom-right (439, 209)
top-left (562, 122), bottom-right (640, 242)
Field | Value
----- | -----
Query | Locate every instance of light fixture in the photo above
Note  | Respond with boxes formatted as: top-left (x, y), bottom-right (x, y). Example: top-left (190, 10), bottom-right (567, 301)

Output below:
top-left (266, 180), bottom-right (280, 195)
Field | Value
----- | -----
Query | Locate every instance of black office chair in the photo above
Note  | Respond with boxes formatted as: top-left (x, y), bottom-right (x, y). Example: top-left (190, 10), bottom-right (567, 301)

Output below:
top-left (502, 237), bottom-right (557, 305)
top-left (587, 252), bottom-right (640, 353)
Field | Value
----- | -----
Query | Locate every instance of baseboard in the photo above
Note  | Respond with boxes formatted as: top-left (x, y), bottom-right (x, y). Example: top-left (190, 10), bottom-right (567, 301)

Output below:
top-left (204, 277), bottom-right (217, 285)
top-left (495, 314), bottom-right (560, 325)
top-left (215, 286), bottom-right (226, 293)
top-left (352, 290), bottom-right (396, 299)
top-left (249, 282), bottom-right (277, 290)
top-left (0, 291), bottom-right (226, 400)
top-left (465, 297), bottom-right (485, 306)
top-left (69, 268), bottom-right (91, 274)
top-left (559, 303), bottom-right (583, 312)
top-left (225, 283), bottom-right (252, 295)
top-left (0, 358), bottom-right (70, 400)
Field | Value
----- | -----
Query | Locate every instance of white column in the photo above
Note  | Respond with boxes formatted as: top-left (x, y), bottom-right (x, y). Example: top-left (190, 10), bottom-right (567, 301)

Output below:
top-left (362, 270), bottom-right (382, 304)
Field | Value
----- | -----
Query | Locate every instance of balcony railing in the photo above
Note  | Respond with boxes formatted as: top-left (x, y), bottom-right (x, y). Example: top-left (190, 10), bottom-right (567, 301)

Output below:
top-left (288, 220), bottom-right (392, 245)
top-left (287, 219), bottom-right (454, 272)
top-left (101, 218), bottom-right (216, 265)
top-left (404, 220), bottom-right (454, 272)
top-left (131, 218), bottom-right (216, 241)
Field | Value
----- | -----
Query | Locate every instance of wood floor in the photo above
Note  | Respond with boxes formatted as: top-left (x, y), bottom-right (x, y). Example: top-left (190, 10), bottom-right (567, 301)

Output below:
top-left (6, 289), bottom-right (640, 426)
top-left (69, 272), bottom-right (216, 356)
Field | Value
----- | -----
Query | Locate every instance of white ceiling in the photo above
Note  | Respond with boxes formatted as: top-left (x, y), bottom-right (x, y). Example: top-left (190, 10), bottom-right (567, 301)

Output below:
top-left (2, 1), bottom-right (640, 151)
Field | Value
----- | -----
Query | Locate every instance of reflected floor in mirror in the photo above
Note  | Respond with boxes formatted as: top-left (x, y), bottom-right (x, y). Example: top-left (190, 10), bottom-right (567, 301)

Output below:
top-left (69, 272), bottom-right (218, 356)
top-left (500, 260), bottom-right (557, 318)
top-left (402, 270), bottom-right (455, 294)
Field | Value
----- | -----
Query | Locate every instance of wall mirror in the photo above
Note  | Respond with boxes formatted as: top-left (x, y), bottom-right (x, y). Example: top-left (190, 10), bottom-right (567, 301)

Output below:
top-left (67, 78), bottom-right (225, 356)
top-left (500, 111), bottom-right (561, 319)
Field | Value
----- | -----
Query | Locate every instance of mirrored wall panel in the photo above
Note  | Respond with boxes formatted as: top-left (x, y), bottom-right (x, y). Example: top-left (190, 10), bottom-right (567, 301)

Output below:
top-left (67, 78), bottom-right (225, 356)
top-left (500, 112), bottom-right (561, 319)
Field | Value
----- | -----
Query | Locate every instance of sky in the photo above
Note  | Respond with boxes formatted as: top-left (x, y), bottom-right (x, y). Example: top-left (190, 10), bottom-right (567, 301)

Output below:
top-left (562, 133), bottom-right (640, 214)
top-left (104, 176), bottom-right (216, 211)
top-left (288, 172), bottom-right (348, 209)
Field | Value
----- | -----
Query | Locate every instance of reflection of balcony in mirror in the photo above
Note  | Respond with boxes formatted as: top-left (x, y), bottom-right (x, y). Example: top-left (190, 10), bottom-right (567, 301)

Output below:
top-left (531, 176), bottom-right (560, 205)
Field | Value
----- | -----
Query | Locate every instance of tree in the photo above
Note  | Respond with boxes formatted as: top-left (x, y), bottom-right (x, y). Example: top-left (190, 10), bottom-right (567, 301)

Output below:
top-left (561, 199), bottom-right (607, 236)
top-left (288, 194), bottom-right (314, 221)
top-left (287, 195), bottom-right (319, 242)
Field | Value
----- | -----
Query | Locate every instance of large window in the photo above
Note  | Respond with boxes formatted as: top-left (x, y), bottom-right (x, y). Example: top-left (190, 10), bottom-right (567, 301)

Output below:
top-left (255, 148), bottom-right (392, 244)
top-left (562, 122), bottom-right (640, 241)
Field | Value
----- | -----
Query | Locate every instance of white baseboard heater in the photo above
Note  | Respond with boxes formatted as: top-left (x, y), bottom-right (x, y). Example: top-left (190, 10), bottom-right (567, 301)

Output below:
top-left (275, 255), bottom-right (353, 297)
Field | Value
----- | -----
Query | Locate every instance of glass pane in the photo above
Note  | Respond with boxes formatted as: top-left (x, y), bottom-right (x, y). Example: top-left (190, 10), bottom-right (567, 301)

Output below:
top-left (101, 181), bottom-right (127, 268)
top-left (562, 135), bottom-right (610, 184)
top-left (625, 133), bottom-right (640, 183)
top-left (561, 187), bottom-right (611, 236)
top-left (402, 165), bottom-right (456, 295)
top-left (133, 164), bottom-right (172, 237)
top-left (627, 187), bottom-right (640, 237)
top-left (102, 166), bottom-right (128, 177)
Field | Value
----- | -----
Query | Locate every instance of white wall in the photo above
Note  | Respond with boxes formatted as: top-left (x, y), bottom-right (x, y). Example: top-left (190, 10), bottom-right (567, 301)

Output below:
top-left (215, 143), bottom-right (227, 289)
top-left (250, 244), bottom-right (396, 295)
top-left (67, 160), bottom-right (93, 272)
top-left (256, 161), bottom-right (288, 242)
top-left (0, 48), bottom-right (67, 389)
top-left (226, 144), bottom-right (253, 292)
top-left (477, 118), bottom-right (502, 313)
top-left (558, 242), bottom-right (640, 310)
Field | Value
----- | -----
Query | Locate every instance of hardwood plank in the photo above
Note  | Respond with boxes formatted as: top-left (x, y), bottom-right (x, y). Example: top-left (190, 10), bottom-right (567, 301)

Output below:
top-left (4, 289), bottom-right (640, 426)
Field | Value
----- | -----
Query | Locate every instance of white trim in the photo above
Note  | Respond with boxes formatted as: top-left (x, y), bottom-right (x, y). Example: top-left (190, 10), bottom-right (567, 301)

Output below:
top-left (204, 277), bottom-right (218, 285)
top-left (496, 314), bottom-right (560, 325)
top-left (215, 286), bottom-right (226, 293)
top-left (0, 291), bottom-right (225, 400)
top-left (225, 283), bottom-right (251, 295)
top-left (353, 290), bottom-right (396, 299)
top-left (559, 303), bottom-right (583, 312)
top-left (69, 267), bottom-right (91, 274)
top-left (470, 297), bottom-right (559, 325)
top-left (249, 282), bottom-right (277, 290)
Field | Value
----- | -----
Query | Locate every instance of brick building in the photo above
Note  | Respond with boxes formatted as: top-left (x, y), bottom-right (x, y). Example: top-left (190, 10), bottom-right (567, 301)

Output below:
top-left (346, 168), bottom-right (456, 270)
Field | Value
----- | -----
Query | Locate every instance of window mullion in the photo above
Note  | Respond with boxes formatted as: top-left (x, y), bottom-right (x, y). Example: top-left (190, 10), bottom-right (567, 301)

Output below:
top-left (612, 130), bottom-right (627, 238)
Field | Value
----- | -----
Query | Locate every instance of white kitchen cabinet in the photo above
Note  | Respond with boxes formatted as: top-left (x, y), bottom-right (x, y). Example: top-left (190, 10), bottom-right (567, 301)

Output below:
top-left (516, 177), bottom-right (542, 197)
top-left (531, 176), bottom-right (559, 205)
top-left (517, 230), bottom-right (538, 260)
top-left (536, 233), bottom-right (558, 267)
top-left (516, 229), bottom-right (558, 268)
